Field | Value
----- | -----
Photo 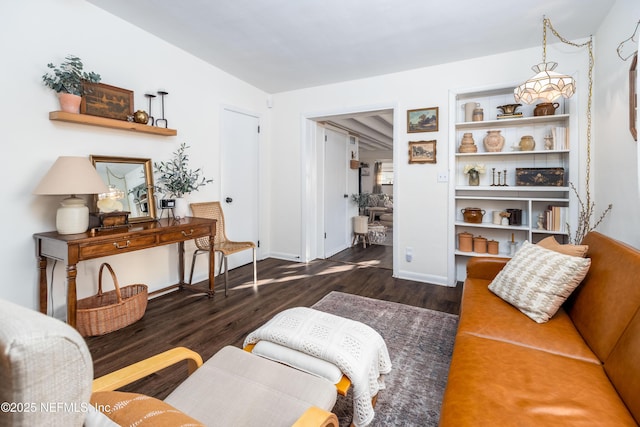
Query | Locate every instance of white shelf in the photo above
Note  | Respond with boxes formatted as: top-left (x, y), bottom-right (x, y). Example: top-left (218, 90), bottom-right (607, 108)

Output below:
top-left (451, 83), bottom-right (577, 282)
top-left (455, 149), bottom-right (569, 157)
top-left (456, 186), bottom-right (569, 192)
top-left (455, 114), bottom-right (570, 130)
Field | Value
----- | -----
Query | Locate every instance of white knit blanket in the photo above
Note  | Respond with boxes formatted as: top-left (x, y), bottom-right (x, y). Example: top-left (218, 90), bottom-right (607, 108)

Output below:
top-left (244, 307), bottom-right (392, 427)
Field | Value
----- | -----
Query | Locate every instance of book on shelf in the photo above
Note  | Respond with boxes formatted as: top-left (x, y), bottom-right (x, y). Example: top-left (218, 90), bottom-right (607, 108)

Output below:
top-left (497, 113), bottom-right (523, 120)
top-left (543, 205), bottom-right (568, 232)
top-left (551, 127), bottom-right (568, 150)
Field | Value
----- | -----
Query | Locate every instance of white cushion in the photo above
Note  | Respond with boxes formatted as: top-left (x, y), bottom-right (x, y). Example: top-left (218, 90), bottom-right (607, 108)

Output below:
top-left (488, 241), bottom-right (591, 323)
top-left (252, 340), bottom-right (344, 384)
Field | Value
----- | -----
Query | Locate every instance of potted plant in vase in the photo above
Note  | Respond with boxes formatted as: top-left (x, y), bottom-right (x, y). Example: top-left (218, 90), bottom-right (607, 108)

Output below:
top-left (42, 55), bottom-right (101, 113)
top-left (154, 143), bottom-right (213, 218)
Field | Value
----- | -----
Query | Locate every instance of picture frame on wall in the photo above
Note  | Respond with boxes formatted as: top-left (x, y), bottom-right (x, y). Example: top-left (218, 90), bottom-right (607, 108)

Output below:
top-left (407, 107), bottom-right (438, 133)
top-left (81, 82), bottom-right (134, 121)
top-left (408, 140), bottom-right (437, 164)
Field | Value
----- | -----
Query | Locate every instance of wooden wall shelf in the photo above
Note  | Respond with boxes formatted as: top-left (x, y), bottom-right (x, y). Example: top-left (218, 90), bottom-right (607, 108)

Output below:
top-left (49, 111), bottom-right (177, 136)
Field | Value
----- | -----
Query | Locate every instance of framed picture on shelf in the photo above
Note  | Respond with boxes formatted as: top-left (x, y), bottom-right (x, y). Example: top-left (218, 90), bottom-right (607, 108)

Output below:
top-left (408, 140), bottom-right (437, 164)
top-left (407, 107), bottom-right (438, 133)
top-left (81, 82), bottom-right (134, 121)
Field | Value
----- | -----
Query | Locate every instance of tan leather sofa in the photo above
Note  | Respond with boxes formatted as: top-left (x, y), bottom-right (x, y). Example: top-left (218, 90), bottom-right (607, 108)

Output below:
top-left (440, 232), bottom-right (640, 426)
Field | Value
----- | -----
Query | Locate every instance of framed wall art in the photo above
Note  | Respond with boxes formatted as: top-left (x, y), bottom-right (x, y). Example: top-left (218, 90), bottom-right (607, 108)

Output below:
top-left (81, 82), bottom-right (134, 121)
top-left (408, 140), bottom-right (437, 164)
top-left (407, 107), bottom-right (438, 133)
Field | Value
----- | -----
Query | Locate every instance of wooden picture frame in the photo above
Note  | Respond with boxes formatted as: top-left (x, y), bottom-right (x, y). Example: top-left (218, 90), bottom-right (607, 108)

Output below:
top-left (407, 107), bottom-right (438, 133)
top-left (408, 140), bottom-right (436, 164)
top-left (81, 82), bottom-right (134, 121)
top-left (630, 52), bottom-right (637, 142)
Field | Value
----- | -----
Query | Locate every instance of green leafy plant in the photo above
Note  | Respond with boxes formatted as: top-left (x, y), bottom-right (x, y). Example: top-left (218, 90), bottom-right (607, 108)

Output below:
top-left (154, 143), bottom-right (213, 198)
top-left (351, 193), bottom-right (371, 215)
top-left (42, 55), bottom-right (101, 96)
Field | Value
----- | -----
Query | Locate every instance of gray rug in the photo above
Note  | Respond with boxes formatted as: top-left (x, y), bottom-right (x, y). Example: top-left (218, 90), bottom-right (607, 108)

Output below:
top-left (311, 292), bottom-right (458, 426)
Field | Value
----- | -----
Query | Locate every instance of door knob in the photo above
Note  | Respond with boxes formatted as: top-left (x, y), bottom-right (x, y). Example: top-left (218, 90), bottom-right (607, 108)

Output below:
top-left (225, 197), bottom-right (233, 203)
top-left (343, 194), bottom-right (348, 198)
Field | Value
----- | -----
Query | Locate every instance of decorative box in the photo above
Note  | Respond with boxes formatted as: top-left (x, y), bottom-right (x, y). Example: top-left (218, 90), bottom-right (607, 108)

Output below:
top-left (515, 167), bottom-right (565, 187)
top-left (89, 211), bottom-right (130, 229)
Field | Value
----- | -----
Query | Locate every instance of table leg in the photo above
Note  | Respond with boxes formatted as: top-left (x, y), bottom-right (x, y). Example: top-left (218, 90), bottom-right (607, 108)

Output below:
top-left (178, 241), bottom-right (185, 286)
top-left (38, 257), bottom-right (47, 315)
top-left (208, 237), bottom-right (215, 296)
top-left (66, 264), bottom-right (78, 327)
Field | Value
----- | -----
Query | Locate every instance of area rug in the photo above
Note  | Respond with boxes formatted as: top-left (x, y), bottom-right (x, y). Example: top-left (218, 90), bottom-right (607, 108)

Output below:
top-left (311, 292), bottom-right (458, 426)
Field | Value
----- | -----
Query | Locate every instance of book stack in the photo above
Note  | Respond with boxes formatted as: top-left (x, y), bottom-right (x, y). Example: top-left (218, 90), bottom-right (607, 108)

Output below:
top-left (497, 113), bottom-right (523, 120)
top-left (543, 205), bottom-right (569, 232)
top-left (551, 127), bottom-right (568, 150)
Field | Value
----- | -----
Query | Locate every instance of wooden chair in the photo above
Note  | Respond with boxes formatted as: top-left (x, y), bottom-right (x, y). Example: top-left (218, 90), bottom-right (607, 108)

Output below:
top-left (189, 201), bottom-right (257, 295)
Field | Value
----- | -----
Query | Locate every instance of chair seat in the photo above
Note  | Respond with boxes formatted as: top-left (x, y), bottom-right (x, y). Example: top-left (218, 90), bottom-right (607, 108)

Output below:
top-left (217, 240), bottom-right (256, 255)
top-left (165, 346), bottom-right (337, 427)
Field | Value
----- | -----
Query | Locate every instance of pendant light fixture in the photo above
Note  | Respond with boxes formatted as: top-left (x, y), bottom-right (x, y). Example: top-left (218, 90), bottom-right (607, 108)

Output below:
top-left (514, 16), bottom-right (576, 104)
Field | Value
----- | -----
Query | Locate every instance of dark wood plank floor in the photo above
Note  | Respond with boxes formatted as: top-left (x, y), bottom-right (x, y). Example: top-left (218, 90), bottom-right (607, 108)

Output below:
top-left (86, 254), bottom-right (462, 400)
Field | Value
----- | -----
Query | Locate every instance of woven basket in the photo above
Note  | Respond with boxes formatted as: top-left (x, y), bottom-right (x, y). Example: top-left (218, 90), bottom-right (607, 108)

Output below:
top-left (76, 263), bottom-right (148, 337)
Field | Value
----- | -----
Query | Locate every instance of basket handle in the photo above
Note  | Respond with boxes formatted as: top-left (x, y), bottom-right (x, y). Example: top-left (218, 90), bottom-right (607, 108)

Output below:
top-left (98, 263), bottom-right (123, 303)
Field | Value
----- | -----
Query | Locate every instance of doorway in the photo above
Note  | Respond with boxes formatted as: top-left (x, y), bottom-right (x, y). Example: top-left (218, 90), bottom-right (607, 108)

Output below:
top-left (306, 107), bottom-right (395, 270)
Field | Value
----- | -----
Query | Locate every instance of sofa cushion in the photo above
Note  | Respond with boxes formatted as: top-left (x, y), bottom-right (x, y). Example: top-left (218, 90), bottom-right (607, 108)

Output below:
top-left (90, 391), bottom-right (205, 426)
top-left (488, 241), bottom-right (591, 323)
top-left (165, 346), bottom-right (336, 427)
top-left (440, 333), bottom-right (638, 426)
top-left (537, 235), bottom-right (588, 257)
top-left (566, 231), bottom-right (640, 362)
top-left (459, 278), bottom-right (599, 363)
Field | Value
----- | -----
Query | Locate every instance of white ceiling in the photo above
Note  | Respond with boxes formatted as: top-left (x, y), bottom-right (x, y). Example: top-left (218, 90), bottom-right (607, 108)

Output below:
top-left (86, 0), bottom-right (615, 151)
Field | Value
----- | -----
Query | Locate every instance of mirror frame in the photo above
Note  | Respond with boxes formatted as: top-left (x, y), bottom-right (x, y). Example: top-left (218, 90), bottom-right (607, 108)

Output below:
top-left (89, 155), bottom-right (157, 223)
top-left (630, 52), bottom-right (637, 142)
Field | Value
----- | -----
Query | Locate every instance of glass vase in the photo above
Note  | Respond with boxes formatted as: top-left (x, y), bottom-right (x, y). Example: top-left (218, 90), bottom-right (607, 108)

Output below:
top-left (468, 170), bottom-right (480, 186)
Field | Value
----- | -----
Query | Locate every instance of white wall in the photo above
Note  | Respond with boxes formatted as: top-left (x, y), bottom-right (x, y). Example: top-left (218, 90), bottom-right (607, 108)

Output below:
top-left (270, 43), bottom-right (593, 286)
top-left (0, 0), bottom-right (270, 315)
top-left (593, 0), bottom-right (640, 247)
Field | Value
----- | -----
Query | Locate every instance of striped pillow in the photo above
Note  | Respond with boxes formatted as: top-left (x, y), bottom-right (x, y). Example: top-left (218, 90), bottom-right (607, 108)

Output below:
top-left (488, 241), bottom-right (591, 323)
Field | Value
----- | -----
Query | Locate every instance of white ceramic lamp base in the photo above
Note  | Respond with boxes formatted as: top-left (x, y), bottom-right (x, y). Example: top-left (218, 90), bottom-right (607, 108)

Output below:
top-left (56, 196), bottom-right (89, 234)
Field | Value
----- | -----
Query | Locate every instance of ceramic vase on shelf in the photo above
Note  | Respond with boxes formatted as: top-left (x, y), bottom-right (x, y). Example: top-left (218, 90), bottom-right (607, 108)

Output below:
top-left (459, 132), bottom-right (477, 153)
top-left (483, 130), bottom-right (505, 152)
top-left (519, 135), bottom-right (535, 151)
top-left (468, 170), bottom-right (480, 186)
top-left (173, 197), bottom-right (189, 218)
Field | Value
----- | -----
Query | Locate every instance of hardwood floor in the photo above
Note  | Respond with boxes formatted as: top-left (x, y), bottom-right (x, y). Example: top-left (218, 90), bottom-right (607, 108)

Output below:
top-left (86, 254), bottom-right (462, 400)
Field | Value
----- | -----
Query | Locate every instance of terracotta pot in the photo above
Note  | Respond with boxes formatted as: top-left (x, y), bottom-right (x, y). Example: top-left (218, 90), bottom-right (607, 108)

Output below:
top-left (58, 93), bottom-right (82, 113)
top-left (473, 236), bottom-right (487, 253)
top-left (461, 207), bottom-right (485, 223)
top-left (458, 232), bottom-right (473, 252)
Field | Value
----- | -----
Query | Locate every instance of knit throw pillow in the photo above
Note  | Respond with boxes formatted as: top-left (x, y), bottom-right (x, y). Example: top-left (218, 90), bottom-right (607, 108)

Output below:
top-left (488, 241), bottom-right (591, 323)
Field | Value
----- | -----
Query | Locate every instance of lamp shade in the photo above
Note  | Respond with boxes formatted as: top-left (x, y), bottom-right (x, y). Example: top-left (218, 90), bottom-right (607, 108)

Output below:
top-left (514, 62), bottom-right (576, 104)
top-left (34, 157), bottom-right (109, 234)
top-left (33, 156), bottom-right (109, 195)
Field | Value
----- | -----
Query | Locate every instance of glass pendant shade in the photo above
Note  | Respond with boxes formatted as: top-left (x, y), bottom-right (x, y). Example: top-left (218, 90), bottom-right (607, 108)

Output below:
top-left (514, 62), bottom-right (576, 104)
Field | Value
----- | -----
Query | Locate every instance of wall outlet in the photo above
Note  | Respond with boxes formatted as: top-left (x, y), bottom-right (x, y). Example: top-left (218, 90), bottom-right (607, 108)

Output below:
top-left (405, 247), bottom-right (413, 262)
top-left (437, 171), bottom-right (448, 183)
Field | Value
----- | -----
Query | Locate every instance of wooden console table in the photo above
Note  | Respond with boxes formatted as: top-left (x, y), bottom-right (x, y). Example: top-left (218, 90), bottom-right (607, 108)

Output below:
top-left (34, 217), bottom-right (216, 328)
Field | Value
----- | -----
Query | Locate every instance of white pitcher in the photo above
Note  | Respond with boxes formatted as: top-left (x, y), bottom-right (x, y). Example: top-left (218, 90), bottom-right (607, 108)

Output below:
top-left (463, 102), bottom-right (480, 122)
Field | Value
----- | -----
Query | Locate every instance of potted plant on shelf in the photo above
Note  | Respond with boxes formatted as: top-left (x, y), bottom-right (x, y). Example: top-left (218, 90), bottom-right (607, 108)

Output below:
top-left (154, 143), bottom-right (213, 218)
top-left (42, 55), bottom-right (101, 113)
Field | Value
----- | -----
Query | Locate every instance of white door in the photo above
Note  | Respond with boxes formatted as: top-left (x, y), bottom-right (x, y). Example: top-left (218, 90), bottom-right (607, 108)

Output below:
top-left (324, 128), bottom-right (349, 258)
top-left (220, 108), bottom-right (260, 269)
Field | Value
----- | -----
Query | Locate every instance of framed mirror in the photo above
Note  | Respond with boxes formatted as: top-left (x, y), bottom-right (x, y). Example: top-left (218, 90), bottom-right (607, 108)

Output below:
top-left (89, 155), bottom-right (157, 222)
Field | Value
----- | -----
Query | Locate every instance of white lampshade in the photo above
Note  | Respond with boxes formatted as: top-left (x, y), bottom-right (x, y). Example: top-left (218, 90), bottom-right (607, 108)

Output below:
top-left (34, 156), bottom-right (109, 234)
top-left (514, 62), bottom-right (576, 104)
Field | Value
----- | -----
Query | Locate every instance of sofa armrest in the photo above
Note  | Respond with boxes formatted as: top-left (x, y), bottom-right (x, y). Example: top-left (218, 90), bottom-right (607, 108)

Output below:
top-left (466, 257), bottom-right (509, 281)
top-left (292, 406), bottom-right (339, 427)
top-left (92, 347), bottom-right (203, 392)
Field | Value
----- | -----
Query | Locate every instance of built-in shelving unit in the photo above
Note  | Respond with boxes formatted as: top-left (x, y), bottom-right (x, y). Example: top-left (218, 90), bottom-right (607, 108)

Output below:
top-left (449, 85), bottom-right (578, 281)
top-left (49, 111), bottom-right (177, 136)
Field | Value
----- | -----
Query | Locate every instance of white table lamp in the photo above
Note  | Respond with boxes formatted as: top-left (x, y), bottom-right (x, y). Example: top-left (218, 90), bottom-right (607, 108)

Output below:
top-left (34, 156), bottom-right (109, 234)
